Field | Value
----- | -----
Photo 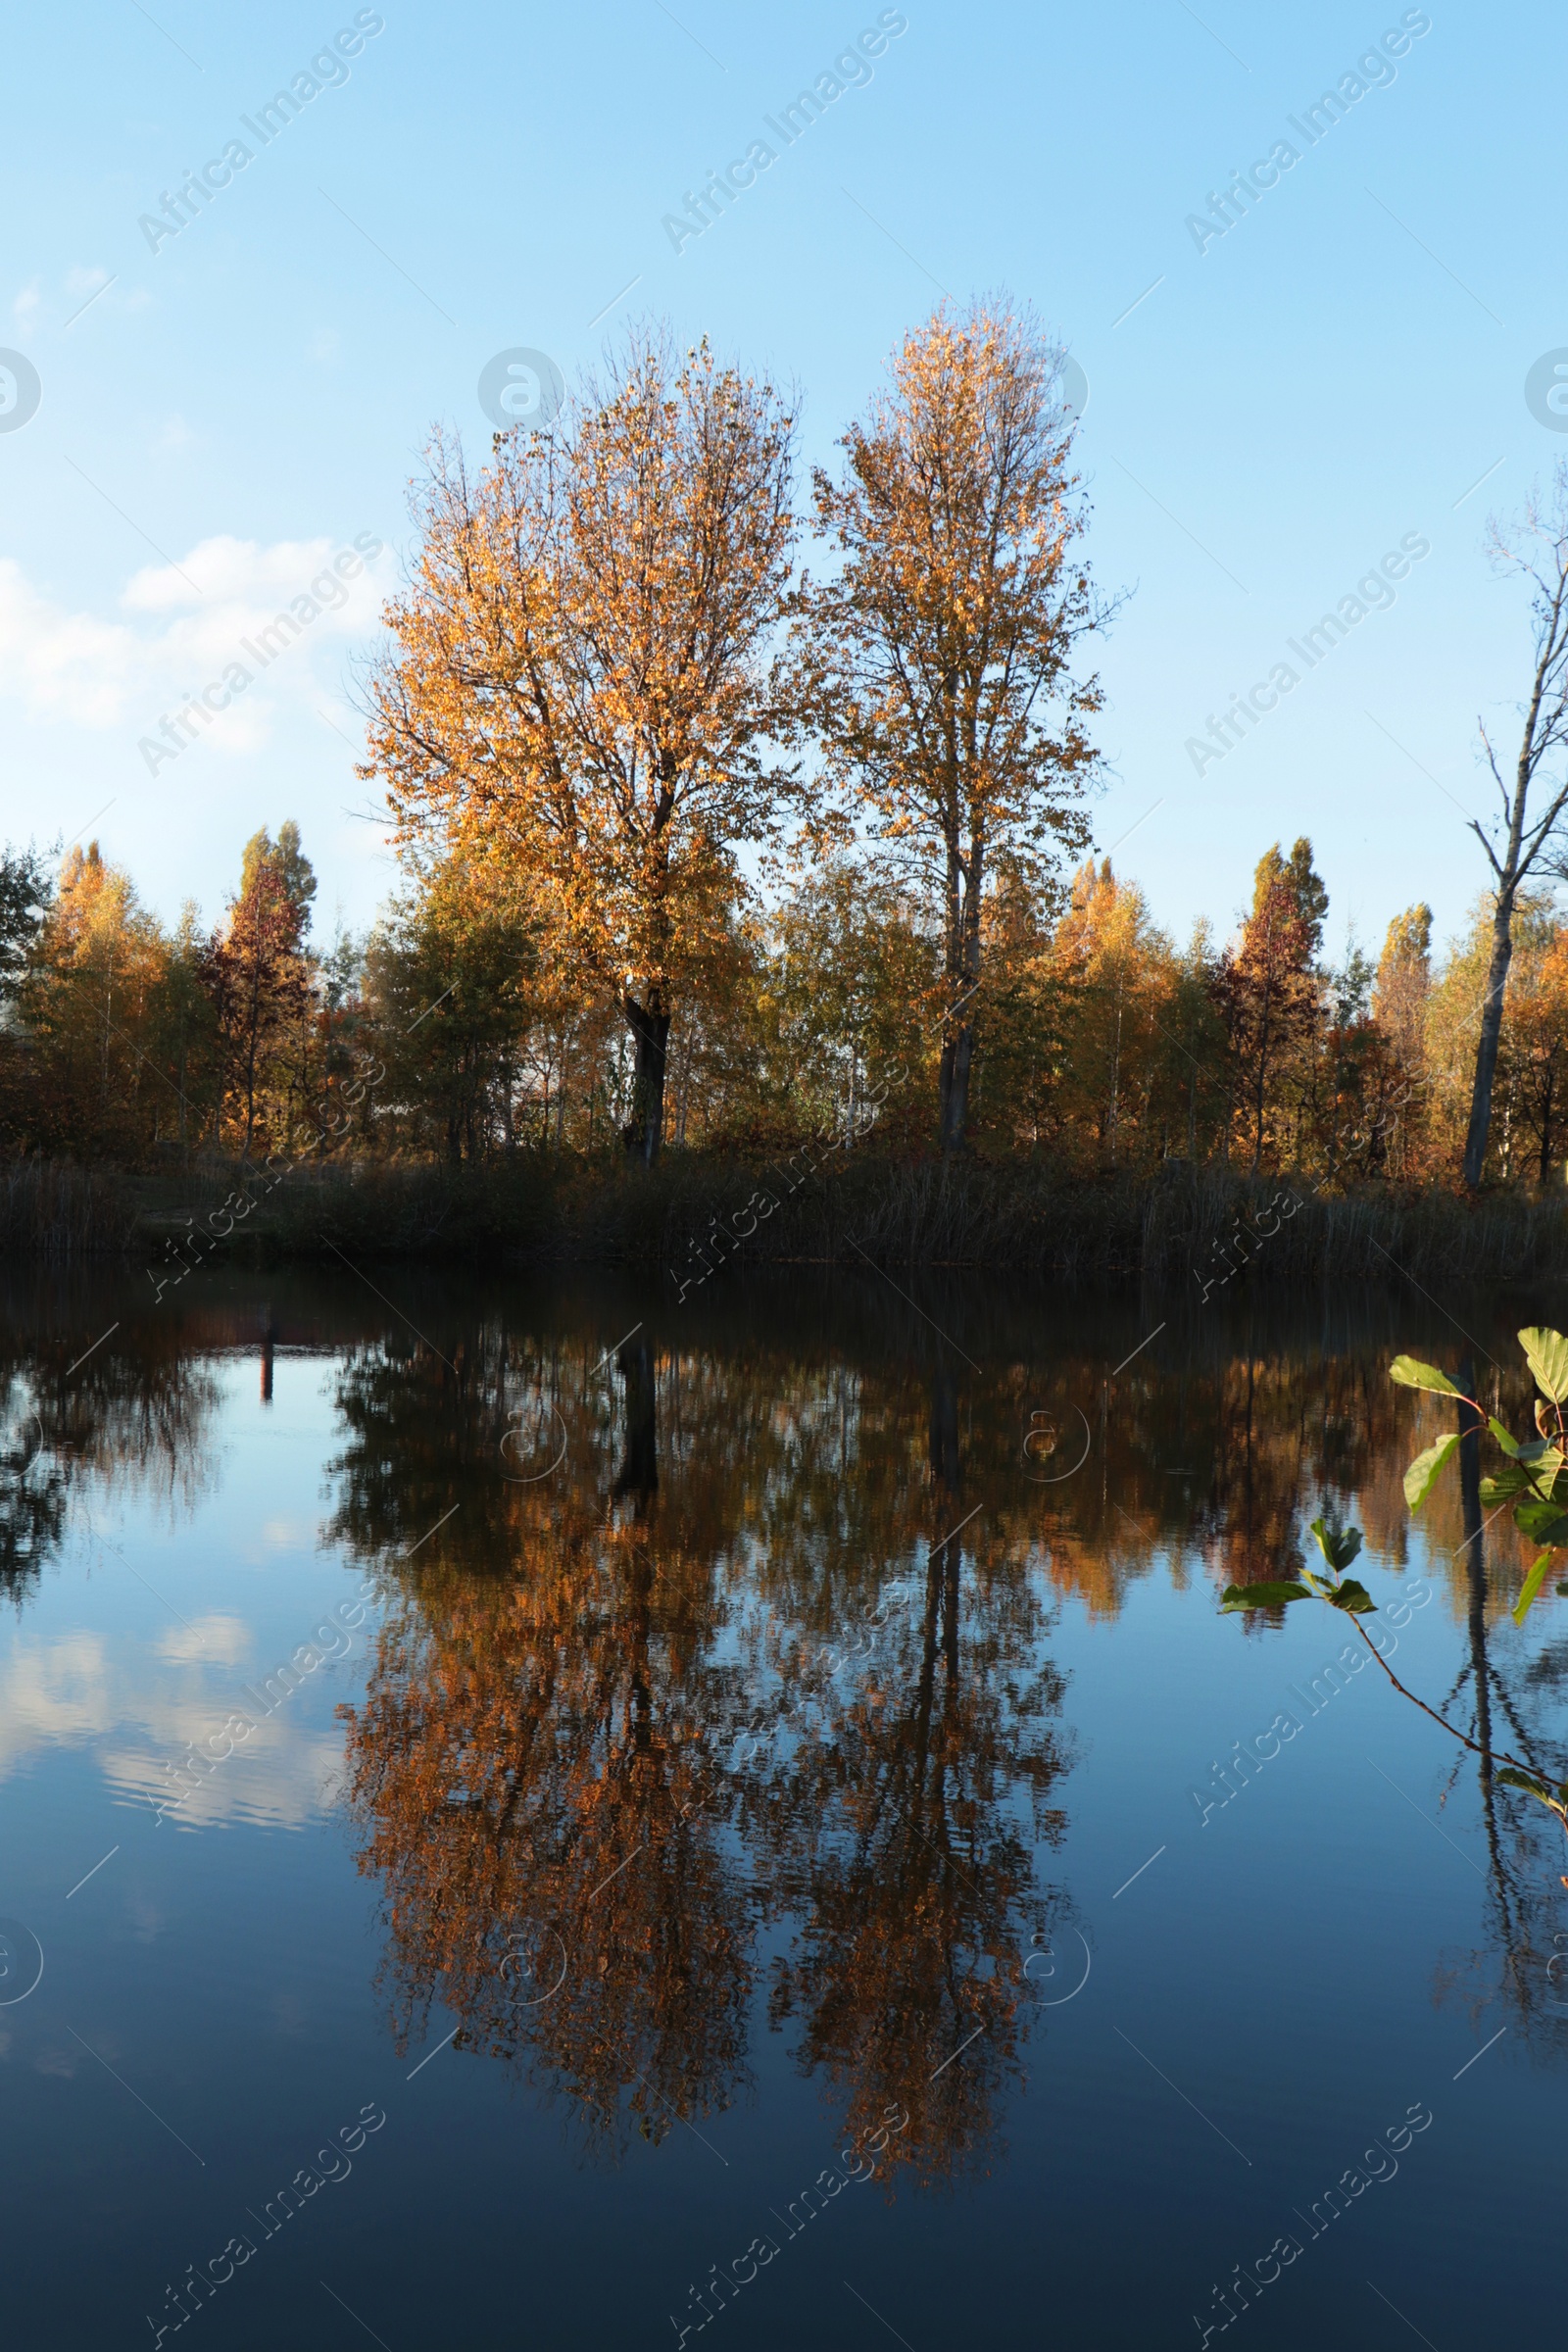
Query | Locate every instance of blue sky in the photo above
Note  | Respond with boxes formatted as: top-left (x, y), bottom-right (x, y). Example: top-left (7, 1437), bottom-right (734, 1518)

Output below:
top-left (2, 0), bottom-right (1561, 966)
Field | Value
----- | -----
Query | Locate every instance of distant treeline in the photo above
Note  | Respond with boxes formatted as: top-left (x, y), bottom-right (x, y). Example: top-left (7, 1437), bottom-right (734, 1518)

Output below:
top-left (0, 813), bottom-right (1564, 1199)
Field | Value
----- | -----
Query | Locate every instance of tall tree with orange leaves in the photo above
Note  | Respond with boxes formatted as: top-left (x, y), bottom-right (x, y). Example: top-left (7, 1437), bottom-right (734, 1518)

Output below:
top-left (1212, 840), bottom-right (1326, 1173)
top-left (210, 825), bottom-right (314, 1159)
top-left (363, 327), bottom-right (800, 1164)
top-left (789, 298), bottom-right (1108, 1152)
top-left (19, 843), bottom-right (170, 1159)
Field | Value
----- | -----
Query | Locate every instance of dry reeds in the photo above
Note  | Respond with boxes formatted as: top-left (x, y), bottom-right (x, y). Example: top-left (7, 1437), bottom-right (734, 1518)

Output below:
top-left (2, 1147), bottom-right (1564, 1291)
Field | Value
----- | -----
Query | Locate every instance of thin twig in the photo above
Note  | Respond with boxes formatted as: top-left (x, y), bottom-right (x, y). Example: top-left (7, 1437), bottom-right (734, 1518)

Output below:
top-left (1350, 1617), bottom-right (1537, 1785)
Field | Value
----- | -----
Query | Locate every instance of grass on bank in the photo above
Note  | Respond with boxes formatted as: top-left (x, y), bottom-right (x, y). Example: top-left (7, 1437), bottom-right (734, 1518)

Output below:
top-left (4, 1150), bottom-right (1567, 1291)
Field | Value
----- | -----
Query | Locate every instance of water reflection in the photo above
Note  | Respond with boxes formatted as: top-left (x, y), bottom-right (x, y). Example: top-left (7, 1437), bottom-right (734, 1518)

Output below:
top-left (0, 1293), bottom-right (222, 1604)
top-left (7, 1266), bottom-right (1568, 2200)
top-left (1208, 1334), bottom-right (1568, 2065)
top-left (332, 1319), bottom-right (1074, 2181)
top-left (1423, 1356), bottom-right (1568, 2051)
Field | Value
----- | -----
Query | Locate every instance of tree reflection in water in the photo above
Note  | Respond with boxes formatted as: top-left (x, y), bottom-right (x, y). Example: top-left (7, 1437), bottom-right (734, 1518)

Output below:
top-left (329, 1289), bottom-right (1568, 2182)
top-left (8, 1274), bottom-right (1550, 2183)
top-left (332, 1323), bottom-right (1075, 2181)
top-left (0, 1302), bottom-right (220, 1603)
top-left (1426, 1353), bottom-right (1568, 2051)
top-left (1214, 1334), bottom-right (1568, 2063)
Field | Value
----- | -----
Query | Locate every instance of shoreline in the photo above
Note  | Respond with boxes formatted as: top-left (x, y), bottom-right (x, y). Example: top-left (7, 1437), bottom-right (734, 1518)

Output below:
top-left (3, 1152), bottom-right (1565, 1291)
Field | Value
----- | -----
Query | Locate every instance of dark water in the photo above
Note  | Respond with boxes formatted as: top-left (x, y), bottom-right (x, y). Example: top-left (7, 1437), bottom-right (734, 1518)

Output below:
top-left (1, 1262), bottom-right (1563, 2349)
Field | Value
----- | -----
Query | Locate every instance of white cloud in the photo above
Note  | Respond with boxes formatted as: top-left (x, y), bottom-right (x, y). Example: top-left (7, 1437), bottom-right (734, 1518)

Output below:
top-left (154, 1612), bottom-right (251, 1667)
top-left (0, 533), bottom-right (388, 760)
top-left (0, 1622), bottom-right (361, 1832)
top-left (0, 564), bottom-right (137, 726)
top-left (0, 1633), bottom-right (114, 1772)
top-left (103, 1719), bottom-right (344, 1833)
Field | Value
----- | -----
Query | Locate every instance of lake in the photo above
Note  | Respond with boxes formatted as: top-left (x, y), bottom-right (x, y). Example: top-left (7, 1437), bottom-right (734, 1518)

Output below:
top-left (1, 1261), bottom-right (1562, 2348)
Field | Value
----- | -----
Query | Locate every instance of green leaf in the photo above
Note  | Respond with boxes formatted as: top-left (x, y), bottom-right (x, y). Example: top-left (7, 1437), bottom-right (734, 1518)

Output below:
top-left (1403, 1435), bottom-right (1458, 1511)
top-left (1519, 1327), bottom-right (1568, 1405)
top-left (1480, 1466), bottom-right (1536, 1503)
top-left (1489, 1420), bottom-right (1557, 1466)
top-left (1308, 1517), bottom-right (1364, 1573)
top-left (1512, 1549), bottom-right (1556, 1628)
top-left (1220, 1582), bottom-right (1313, 1612)
top-left (1329, 1578), bottom-right (1377, 1614)
top-left (1512, 1498), bottom-right (1568, 1544)
top-left (1497, 1763), bottom-right (1557, 1805)
top-left (1389, 1355), bottom-right (1460, 1396)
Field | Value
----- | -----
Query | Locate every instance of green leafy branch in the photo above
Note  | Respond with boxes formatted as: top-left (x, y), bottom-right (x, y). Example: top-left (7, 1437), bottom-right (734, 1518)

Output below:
top-left (1220, 1516), bottom-right (1375, 1618)
top-left (1217, 1328), bottom-right (1568, 1848)
top-left (1393, 1326), bottom-right (1568, 1629)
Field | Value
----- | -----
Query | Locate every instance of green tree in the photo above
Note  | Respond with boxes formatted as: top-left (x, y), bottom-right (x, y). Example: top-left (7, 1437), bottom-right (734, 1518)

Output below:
top-left (143, 904), bottom-right (220, 1157)
top-left (766, 856), bottom-right (939, 1148)
top-left (0, 845), bottom-right (50, 1000)
top-left (1252, 837), bottom-right (1328, 957)
top-left (363, 857), bottom-right (537, 1161)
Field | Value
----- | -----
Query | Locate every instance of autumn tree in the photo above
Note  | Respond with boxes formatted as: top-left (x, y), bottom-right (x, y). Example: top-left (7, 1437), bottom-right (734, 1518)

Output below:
top-left (1373, 903), bottom-right (1433, 1069)
top-left (211, 823), bottom-right (315, 1157)
top-left (1213, 840), bottom-right (1326, 1172)
top-left (1483, 906), bottom-right (1568, 1185)
top-left (789, 298), bottom-right (1107, 1153)
top-left (1359, 904), bottom-right (1434, 1179)
top-left (1039, 856), bottom-right (1186, 1168)
top-left (364, 326), bottom-right (800, 1165)
top-left (18, 843), bottom-right (171, 1158)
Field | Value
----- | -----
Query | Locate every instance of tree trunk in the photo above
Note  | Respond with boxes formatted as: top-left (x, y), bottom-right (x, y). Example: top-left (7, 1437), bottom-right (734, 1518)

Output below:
top-left (612, 1333), bottom-right (659, 1509)
top-left (937, 1020), bottom-right (975, 1153)
top-left (928, 1365), bottom-right (960, 1494)
top-left (1539, 1061), bottom-right (1555, 1188)
top-left (1251, 974), bottom-right (1272, 1176)
top-left (937, 821), bottom-right (981, 1154)
top-left (1463, 894), bottom-right (1516, 1188)
top-left (620, 994), bottom-right (670, 1165)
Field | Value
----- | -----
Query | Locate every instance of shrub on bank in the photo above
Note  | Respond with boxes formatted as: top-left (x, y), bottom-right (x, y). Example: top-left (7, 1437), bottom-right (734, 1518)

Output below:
top-left (5, 1150), bottom-right (1567, 1291)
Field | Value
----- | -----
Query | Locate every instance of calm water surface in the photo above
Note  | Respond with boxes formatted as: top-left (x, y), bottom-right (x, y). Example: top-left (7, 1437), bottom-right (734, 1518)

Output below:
top-left (1, 1265), bottom-right (1563, 2348)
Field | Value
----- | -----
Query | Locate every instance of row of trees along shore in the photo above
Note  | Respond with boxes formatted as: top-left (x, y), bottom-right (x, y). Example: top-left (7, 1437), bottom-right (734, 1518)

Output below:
top-left (7, 300), bottom-right (1568, 1190)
